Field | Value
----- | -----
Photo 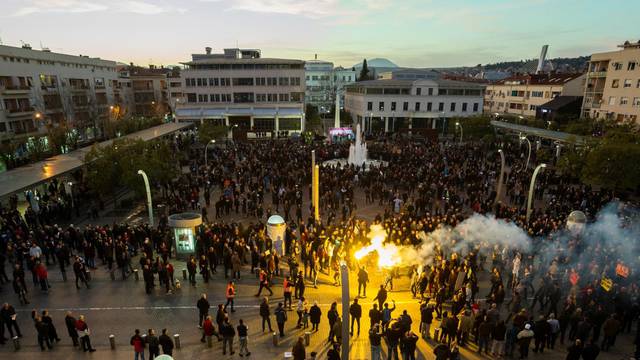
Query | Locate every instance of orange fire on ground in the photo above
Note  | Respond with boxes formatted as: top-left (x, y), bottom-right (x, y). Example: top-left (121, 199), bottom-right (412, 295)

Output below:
top-left (354, 234), bottom-right (401, 268)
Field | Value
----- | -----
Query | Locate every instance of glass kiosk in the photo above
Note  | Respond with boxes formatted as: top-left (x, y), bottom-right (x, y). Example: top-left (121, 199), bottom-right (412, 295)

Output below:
top-left (168, 213), bottom-right (202, 259)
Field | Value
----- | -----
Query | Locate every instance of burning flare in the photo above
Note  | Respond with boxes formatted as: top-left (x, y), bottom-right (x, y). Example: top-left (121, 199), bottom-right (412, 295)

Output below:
top-left (354, 226), bottom-right (400, 268)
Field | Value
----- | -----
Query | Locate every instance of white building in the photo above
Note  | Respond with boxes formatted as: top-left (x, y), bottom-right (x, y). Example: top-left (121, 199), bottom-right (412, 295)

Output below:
top-left (304, 58), bottom-right (356, 114)
top-left (344, 79), bottom-right (485, 133)
top-left (174, 48), bottom-right (306, 138)
top-left (0, 44), bottom-right (119, 141)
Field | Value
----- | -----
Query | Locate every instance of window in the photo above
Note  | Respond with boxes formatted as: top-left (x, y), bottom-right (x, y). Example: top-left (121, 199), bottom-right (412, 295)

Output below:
top-left (290, 77), bottom-right (300, 86)
top-left (379, 102), bottom-right (384, 111)
top-left (279, 77), bottom-right (289, 86)
top-left (473, 103), bottom-right (479, 112)
top-left (416, 88), bottom-right (422, 95)
top-left (367, 102), bottom-right (373, 111)
top-left (613, 62), bottom-right (623, 70)
top-left (391, 102), bottom-right (396, 111)
top-left (256, 77), bottom-right (266, 86)
top-left (438, 102), bottom-right (444, 111)
top-left (633, 97), bottom-right (640, 107)
top-left (233, 78), bottom-right (254, 86)
top-left (608, 96), bottom-right (616, 105)
top-left (620, 97), bottom-right (629, 105)
top-left (403, 102), bottom-right (408, 111)
top-left (279, 118), bottom-right (301, 131)
top-left (637, 79), bottom-right (640, 88)
top-left (210, 94), bottom-right (220, 102)
top-left (628, 62), bottom-right (636, 71)
top-left (529, 105), bottom-right (537, 111)
top-left (185, 78), bottom-right (195, 87)
top-left (306, 76), bottom-right (310, 81)
top-left (187, 93), bottom-right (196, 102)
top-left (531, 91), bottom-right (543, 97)
top-left (415, 102), bottom-right (420, 111)
top-left (427, 102), bottom-right (432, 111)
top-left (428, 88), bottom-right (433, 96)
top-left (267, 77), bottom-right (277, 86)
top-left (462, 103), bottom-right (467, 112)
top-left (511, 90), bottom-right (519, 96)
top-left (611, 79), bottom-right (619, 88)
top-left (279, 93), bottom-right (289, 102)
top-left (198, 94), bottom-right (208, 103)
top-left (450, 102), bottom-right (456, 111)
top-left (311, 75), bottom-right (318, 81)
top-left (624, 79), bottom-right (632, 88)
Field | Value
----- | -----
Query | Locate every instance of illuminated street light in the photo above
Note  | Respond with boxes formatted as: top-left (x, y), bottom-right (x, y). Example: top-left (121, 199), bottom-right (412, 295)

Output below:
top-left (520, 135), bottom-right (532, 169)
top-left (455, 121), bottom-right (463, 144)
top-left (204, 139), bottom-right (216, 173)
top-left (495, 149), bottom-right (505, 205)
top-left (137, 170), bottom-right (154, 226)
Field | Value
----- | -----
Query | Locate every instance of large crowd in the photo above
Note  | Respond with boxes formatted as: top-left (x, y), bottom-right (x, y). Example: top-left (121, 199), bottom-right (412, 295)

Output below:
top-left (0, 130), bottom-right (639, 360)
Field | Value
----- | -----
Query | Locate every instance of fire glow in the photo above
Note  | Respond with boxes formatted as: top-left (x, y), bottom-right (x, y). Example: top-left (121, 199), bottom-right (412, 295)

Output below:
top-left (354, 227), bottom-right (401, 268)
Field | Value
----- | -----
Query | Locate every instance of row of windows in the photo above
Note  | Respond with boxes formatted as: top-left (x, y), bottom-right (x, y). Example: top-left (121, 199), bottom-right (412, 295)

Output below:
top-left (487, 90), bottom-right (559, 99)
top-left (188, 64), bottom-right (303, 70)
top-left (186, 93), bottom-right (301, 104)
top-left (306, 75), bottom-right (353, 82)
top-left (0, 56), bottom-right (115, 72)
top-left (611, 78), bottom-right (640, 88)
top-left (608, 96), bottom-right (640, 107)
top-left (611, 61), bottom-right (638, 71)
top-left (367, 101), bottom-right (479, 113)
top-left (185, 77), bottom-right (302, 87)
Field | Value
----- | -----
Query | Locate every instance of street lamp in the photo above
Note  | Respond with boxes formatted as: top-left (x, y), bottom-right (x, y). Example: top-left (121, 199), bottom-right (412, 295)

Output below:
top-left (455, 121), bottom-right (463, 144)
top-left (526, 163), bottom-right (547, 223)
top-left (520, 135), bottom-right (531, 169)
top-left (204, 139), bottom-right (216, 174)
top-left (67, 181), bottom-right (74, 209)
top-left (495, 149), bottom-right (505, 205)
top-left (340, 261), bottom-right (350, 360)
top-left (137, 170), bottom-right (154, 226)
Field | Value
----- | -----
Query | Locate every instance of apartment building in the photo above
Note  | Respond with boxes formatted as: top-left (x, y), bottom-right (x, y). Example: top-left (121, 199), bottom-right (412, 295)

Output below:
top-left (175, 48), bottom-right (306, 138)
top-left (344, 79), bottom-right (484, 133)
top-left (0, 44), bottom-right (118, 140)
top-left (484, 73), bottom-right (585, 118)
top-left (582, 40), bottom-right (640, 123)
top-left (304, 58), bottom-right (356, 113)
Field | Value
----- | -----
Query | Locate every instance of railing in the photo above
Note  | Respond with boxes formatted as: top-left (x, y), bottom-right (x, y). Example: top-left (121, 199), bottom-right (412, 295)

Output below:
top-left (7, 106), bottom-right (34, 113)
top-left (588, 71), bottom-right (607, 78)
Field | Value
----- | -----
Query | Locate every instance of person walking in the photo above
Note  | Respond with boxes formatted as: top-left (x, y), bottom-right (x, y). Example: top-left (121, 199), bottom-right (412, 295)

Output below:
top-left (73, 256), bottom-right (90, 289)
top-left (373, 285), bottom-right (388, 311)
top-left (259, 297), bottom-right (273, 332)
top-left (296, 297), bottom-right (307, 328)
top-left (255, 269), bottom-right (273, 297)
top-left (357, 266), bottom-right (369, 298)
top-left (275, 302), bottom-right (288, 337)
top-left (1, 303), bottom-right (22, 338)
top-left (158, 329), bottom-right (174, 356)
top-left (197, 293), bottom-right (210, 328)
top-left (237, 319), bottom-right (251, 357)
top-left (146, 329), bottom-right (160, 359)
top-left (130, 329), bottom-right (146, 360)
top-left (350, 298), bottom-right (362, 336)
top-left (220, 318), bottom-right (235, 355)
top-left (75, 315), bottom-right (96, 352)
top-left (65, 311), bottom-right (79, 347)
top-left (200, 315), bottom-right (219, 343)
top-left (34, 315), bottom-right (53, 351)
top-left (225, 281), bottom-right (236, 313)
top-left (292, 336), bottom-right (306, 360)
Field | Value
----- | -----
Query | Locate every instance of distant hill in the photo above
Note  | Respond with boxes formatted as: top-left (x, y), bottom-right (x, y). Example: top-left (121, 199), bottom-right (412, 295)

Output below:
top-left (482, 56), bottom-right (589, 74)
top-left (353, 58), bottom-right (398, 69)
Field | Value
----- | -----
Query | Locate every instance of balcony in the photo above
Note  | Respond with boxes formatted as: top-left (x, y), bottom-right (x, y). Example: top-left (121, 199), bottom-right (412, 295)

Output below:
top-left (1, 85), bottom-right (32, 95)
top-left (584, 102), bottom-right (601, 109)
top-left (588, 71), bottom-right (607, 78)
top-left (5, 106), bottom-right (34, 117)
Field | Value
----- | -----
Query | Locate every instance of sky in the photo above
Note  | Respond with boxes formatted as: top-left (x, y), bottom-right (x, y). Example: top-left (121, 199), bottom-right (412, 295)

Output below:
top-left (0, 0), bottom-right (638, 68)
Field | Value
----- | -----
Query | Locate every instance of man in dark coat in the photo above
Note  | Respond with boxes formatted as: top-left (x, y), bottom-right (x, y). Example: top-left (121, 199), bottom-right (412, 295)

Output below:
top-left (158, 328), bottom-right (174, 356)
top-left (65, 311), bottom-right (79, 346)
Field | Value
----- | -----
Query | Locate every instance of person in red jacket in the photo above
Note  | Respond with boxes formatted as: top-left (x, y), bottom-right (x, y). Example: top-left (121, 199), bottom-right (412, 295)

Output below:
top-left (75, 315), bottom-right (96, 352)
top-left (200, 315), bottom-right (220, 342)
top-left (35, 262), bottom-right (50, 292)
top-left (130, 329), bottom-right (145, 360)
top-left (224, 281), bottom-right (236, 313)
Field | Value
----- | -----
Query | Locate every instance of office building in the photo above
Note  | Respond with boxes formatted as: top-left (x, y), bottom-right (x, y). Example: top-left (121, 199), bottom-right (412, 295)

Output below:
top-left (175, 47), bottom-right (306, 138)
top-left (0, 44), bottom-right (118, 140)
top-left (304, 58), bottom-right (356, 113)
top-left (484, 73), bottom-right (585, 117)
top-left (344, 79), bottom-right (485, 133)
top-left (582, 40), bottom-right (640, 123)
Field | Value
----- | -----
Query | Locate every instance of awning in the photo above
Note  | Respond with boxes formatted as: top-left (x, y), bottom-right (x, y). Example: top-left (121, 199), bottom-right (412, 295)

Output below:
top-left (253, 108), bottom-right (277, 116)
top-left (175, 108), bottom-right (202, 117)
top-left (226, 108), bottom-right (253, 115)
top-left (277, 108), bottom-right (304, 117)
top-left (202, 109), bottom-right (226, 118)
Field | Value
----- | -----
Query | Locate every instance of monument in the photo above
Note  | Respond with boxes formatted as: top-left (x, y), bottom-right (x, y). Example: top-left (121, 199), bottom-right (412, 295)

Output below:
top-left (348, 123), bottom-right (368, 166)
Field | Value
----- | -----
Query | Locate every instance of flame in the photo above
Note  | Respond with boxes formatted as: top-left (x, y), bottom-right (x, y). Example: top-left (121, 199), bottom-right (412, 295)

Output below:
top-left (354, 234), bottom-right (400, 268)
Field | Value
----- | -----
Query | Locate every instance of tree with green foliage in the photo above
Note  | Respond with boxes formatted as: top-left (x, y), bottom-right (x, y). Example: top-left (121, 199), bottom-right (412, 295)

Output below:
top-left (198, 121), bottom-right (229, 144)
top-left (305, 104), bottom-right (323, 134)
top-left (358, 59), bottom-right (371, 81)
top-left (582, 141), bottom-right (640, 192)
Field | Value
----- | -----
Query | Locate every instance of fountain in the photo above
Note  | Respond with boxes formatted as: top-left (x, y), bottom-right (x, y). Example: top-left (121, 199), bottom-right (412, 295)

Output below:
top-left (323, 122), bottom-right (386, 170)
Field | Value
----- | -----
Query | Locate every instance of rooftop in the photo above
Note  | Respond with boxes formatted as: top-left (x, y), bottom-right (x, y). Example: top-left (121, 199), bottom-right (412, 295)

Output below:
top-left (347, 78), bottom-right (486, 89)
top-left (492, 73), bottom-right (584, 86)
top-left (0, 122), bottom-right (192, 199)
top-left (0, 44), bottom-right (116, 67)
top-left (182, 58), bottom-right (305, 66)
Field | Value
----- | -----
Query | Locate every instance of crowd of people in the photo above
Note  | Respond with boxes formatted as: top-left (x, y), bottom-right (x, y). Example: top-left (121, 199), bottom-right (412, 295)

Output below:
top-left (0, 129), bottom-right (638, 360)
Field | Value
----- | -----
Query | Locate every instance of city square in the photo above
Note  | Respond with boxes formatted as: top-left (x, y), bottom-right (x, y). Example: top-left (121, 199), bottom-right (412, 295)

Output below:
top-left (1, 1), bottom-right (640, 360)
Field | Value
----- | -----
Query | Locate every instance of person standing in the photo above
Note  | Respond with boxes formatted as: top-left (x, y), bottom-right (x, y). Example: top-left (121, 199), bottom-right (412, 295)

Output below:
top-left (283, 277), bottom-right (294, 309)
top-left (187, 255), bottom-right (197, 286)
top-left (225, 281), bottom-right (236, 313)
top-left (237, 319), bottom-right (251, 357)
top-left (197, 293), bottom-right (210, 328)
top-left (34, 315), bottom-right (52, 351)
top-left (357, 266), bottom-right (369, 298)
top-left (65, 311), bottom-right (79, 347)
top-left (373, 285), bottom-right (387, 311)
top-left (292, 336), bottom-right (306, 360)
top-left (369, 323), bottom-right (383, 360)
top-left (130, 329), bottom-right (146, 360)
top-left (158, 329), bottom-right (174, 356)
top-left (275, 302), bottom-right (288, 337)
top-left (75, 315), bottom-right (96, 352)
top-left (419, 303), bottom-right (433, 339)
top-left (1, 303), bottom-right (21, 338)
top-left (146, 329), bottom-right (160, 359)
top-left (516, 323), bottom-right (534, 359)
top-left (259, 297), bottom-right (273, 332)
top-left (350, 298), bottom-right (362, 336)
top-left (400, 330), bottom-right (419, 360)
top-left (220, 318), bottom-right (235, 355)
top-left (41, 310), bottom-right (61, 343)
top-left (601, 314), bottom-right (620, 351)
top-left (309, 301), bottom-right (322, 332)
top-left (73, 256), bottom-right (90, 289)
top-left (566, 339), bottom-right (584, 360)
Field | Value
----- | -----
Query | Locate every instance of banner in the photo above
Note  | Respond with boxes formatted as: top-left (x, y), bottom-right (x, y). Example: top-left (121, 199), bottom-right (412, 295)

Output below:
top-left (616, 263), bottom-right (629, 278)
top-left (600, 277), bottom-right (613, 292)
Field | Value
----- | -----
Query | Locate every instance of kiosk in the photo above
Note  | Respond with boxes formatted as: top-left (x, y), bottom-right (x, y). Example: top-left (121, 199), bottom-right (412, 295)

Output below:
top-left (168, 213), bottom-right (202, 259)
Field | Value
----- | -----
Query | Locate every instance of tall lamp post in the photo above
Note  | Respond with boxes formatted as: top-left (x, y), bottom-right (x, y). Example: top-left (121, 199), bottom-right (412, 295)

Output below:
top-left (455, 121), bottom-right (463, 144)
top-left (526, 163), bottom-right (547, 223)
top-left (520, 135), bottom-right (531, 169)
top-left (495, 149), bottom-right (505, 205)
top-left (138, 170), bottom-right (154, 226)
top-left (340, 261), bottom-right (350, 360)
top-left (204, 139), bottom-right (216, 173)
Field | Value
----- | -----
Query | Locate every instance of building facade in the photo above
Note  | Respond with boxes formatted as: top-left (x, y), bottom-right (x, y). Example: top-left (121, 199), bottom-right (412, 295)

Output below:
top-left (344, 79), bottom-right (485, 133)
top-left (304, 59), bottom-right (356, 113)
top-left (0, 44), bottom-right (118, 141)
top-left (174, 48), bottom-right (306, 138)
top-left (484, 73), bottom-right (585, 118)
top-left (582, 41), bottom-right (640, 123)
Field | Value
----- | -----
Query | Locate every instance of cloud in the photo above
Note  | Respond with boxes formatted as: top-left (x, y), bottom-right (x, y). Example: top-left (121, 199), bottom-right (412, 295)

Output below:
top-left (224, 0), bottom-right (339, 17)
top-left (10, 0), bottom-right (183, 16)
